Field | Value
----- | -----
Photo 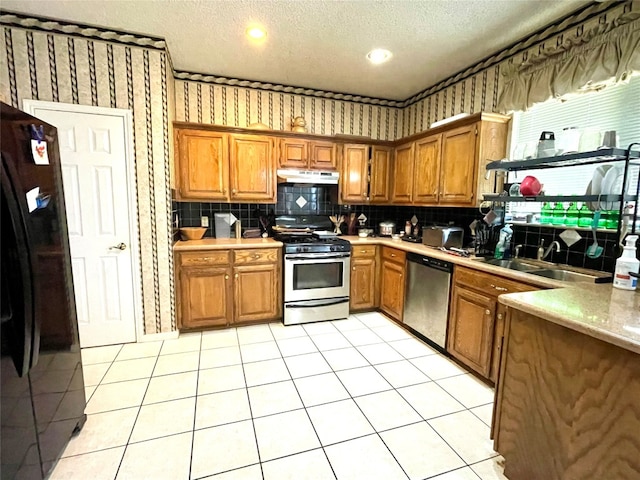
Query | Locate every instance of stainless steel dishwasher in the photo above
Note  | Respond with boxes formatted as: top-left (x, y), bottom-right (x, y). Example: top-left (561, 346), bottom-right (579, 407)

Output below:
top-left (403, 252), bottom-right (453, 350)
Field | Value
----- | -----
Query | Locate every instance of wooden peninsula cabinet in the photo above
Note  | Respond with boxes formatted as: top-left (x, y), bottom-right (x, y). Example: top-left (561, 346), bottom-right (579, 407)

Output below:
top-left (176, 248), bottom-right (281, 329)
top-left (379, 247), bottom-right (406, 322)
top-left (448, 266), bottom-right (538, 381)
top-left (350, 245), bottom-right (378, 311)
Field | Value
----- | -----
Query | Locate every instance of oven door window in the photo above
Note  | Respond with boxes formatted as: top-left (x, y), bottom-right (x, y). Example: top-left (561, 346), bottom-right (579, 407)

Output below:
top-left (293, 262), bottom-right (343, 290)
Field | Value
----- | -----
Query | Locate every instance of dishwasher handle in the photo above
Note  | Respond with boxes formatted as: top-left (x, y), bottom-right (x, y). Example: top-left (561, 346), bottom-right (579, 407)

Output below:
top-left (406, 252), bottom-right (453, 273)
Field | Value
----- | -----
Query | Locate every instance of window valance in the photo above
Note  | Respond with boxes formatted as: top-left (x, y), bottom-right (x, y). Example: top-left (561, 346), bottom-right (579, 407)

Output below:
top-left (498, 12), bottom-right (640, 112)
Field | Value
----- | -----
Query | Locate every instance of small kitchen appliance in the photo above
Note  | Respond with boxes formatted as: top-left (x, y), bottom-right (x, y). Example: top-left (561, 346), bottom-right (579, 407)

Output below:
top-left (422, 225), bottom-right (464, 249)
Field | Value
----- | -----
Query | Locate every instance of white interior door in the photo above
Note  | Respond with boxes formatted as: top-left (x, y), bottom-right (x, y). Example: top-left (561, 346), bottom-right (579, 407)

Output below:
top-left (25, 102), bottom-right (138, 347)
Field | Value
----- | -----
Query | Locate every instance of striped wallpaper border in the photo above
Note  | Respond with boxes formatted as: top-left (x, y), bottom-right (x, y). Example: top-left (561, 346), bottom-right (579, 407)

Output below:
top-left (0, 10), bottom-right (166, 50)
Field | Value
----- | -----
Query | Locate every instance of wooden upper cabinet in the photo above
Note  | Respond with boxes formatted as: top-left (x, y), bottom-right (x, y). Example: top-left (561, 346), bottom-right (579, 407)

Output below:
top-left (309, 141), bottom-right (337, 170)
top-left (439, 124), bottom-right (478, 205)
top-left (391, 142), bottom-right (415, 203)
top-left (370, 146), bottom-right (391, 203)
top-left (175, 128), bottom-right (229, 201)
top-left (413, 134), bottom-right (442, 204)
top-left (340, 144), bottom-right (369, 203)
top-left (278, 138), bottom-right (308, 169)
top-left (229, 134), bottom-right (275, 202)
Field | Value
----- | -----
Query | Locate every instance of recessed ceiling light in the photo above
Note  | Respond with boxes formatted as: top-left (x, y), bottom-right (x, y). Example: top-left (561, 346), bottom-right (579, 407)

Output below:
top-left (246, 26), bottom-right (267, 40)
top-left (367, 49), bottom-right (392, 65)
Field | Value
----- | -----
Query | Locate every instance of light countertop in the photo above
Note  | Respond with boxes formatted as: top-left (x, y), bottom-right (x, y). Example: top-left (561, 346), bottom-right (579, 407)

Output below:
top-left (174, 238), bottom-right (283, 251)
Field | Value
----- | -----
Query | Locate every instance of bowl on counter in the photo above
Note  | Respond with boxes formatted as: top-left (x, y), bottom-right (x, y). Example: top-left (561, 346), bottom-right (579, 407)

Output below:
top-left (358, 228), bottom-right (374, 238)
top-left (179, 227), bottom-right (207, 241)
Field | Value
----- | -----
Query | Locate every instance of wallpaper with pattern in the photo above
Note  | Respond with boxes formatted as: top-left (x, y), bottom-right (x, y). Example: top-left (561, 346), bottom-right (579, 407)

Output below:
top-left (0, 23), bottom-right (176, 335)
top-left (174, 79), bottom-right (403, 140)
top-left (0, 1), bottom-right (630, 336)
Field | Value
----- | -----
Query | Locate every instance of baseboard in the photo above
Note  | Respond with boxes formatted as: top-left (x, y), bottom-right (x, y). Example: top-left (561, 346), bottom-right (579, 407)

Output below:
top-left (137, 330), bottom-right (180, 342)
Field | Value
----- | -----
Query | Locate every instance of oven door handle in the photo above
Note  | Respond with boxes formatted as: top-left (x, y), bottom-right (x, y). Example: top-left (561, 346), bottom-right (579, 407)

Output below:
top-left (285, 298), bottom-right (350, 309)
top-left (285, 253), bottom-right (351, 260)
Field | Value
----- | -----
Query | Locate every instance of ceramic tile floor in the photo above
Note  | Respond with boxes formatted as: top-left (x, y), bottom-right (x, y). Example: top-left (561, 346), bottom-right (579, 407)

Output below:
top-left (50, 312), bottom-right (508, 480)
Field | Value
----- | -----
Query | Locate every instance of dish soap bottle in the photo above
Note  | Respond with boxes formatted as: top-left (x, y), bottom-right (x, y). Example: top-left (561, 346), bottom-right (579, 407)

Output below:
top-left (613, 235), bottom-right (639, 291)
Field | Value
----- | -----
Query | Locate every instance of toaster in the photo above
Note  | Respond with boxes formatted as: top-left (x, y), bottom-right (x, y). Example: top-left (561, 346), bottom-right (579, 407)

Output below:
top-left (422, 225), bottom-right (464, 249)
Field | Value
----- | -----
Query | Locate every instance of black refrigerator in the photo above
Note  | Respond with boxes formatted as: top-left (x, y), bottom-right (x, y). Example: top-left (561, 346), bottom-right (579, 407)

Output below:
top-left (1, 102), bottom-right (86, 479)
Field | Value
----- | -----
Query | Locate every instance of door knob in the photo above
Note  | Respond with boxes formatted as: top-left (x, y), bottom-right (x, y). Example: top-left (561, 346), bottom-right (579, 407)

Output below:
top-left (110, 242), bottom-right (127, 250)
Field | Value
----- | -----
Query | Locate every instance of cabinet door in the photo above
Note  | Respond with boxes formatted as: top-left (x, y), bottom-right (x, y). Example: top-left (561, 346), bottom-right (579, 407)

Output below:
top-left (279, 138), bottom-right (308, 169)
top-left (340, 144), bottom-right (369, 203)
top-left (380, 260), bottom-right (405, 321)
top-left (309, 141), bottom-right (337, 170)
top-left (350, 258), bottom-right (376, 311)
top-left (413, 134), bottom-right (441, 204)
top-left (233, 263), bottom-right (280, 323)
top-left (391, 142), bottom-right (415, 203)
top-left (176, 129), bottom-right (229, 201)
top-left (447, 285), bottom-right (496, 377)
top-left (440, 124), bottom-right (477, 205)
top-left (229, 134), bottom-right (275, 202)
top-left (179, 266), bottom-right (231, 329)
top-left (370, 146), bottom-right (391, 203)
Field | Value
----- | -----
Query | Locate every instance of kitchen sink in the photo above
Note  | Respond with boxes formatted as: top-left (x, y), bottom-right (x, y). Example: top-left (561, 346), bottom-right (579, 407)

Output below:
top-left (474, 258), bottom-right (542, 272)
top-left (527, 269), bottom-right (598, 283)
top-left (474, 257), bottom-right (603, 283)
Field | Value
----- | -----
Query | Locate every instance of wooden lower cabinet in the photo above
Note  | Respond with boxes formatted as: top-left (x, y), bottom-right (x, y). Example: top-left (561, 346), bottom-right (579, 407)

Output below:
top-left (234, 263), bottom-right (280, 323)
top-left (178, 266), bottom-right (232, 329)
top-left (379, 247), bottom-right (406, 321)
top-left (448, 266), bottom-right (538, 382)
top-left (350, 258), bottom-right (376, 310)
top-left (448, 285), bottom-right (496, 378)
top-left (176, 248), bottom-right (281, 329)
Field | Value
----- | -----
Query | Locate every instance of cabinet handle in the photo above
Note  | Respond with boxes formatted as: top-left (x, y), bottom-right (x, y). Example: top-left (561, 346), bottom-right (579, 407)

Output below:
top-left (235, 273), bottom-right (238, 278)
top-left (222, 188), bottom-right (226, 194)
top-left (232, 188), bottom-right (237, 194)
top-left (491, 284), bottom-right (508, 292)
top-left (225, 274), bottom-right (229, 280)
top-left (391, 254), bottom-right (396, 257)
top-left (254, 254), bottom-right (260, 259)
top-left (497, 313), bottom-right (503, 320)
top-left (352, 267), bottom-right (356, 271)
top-left (360, 250), bottom-right (367, 253)
top-left (485, 309), bottom-right (491, 315)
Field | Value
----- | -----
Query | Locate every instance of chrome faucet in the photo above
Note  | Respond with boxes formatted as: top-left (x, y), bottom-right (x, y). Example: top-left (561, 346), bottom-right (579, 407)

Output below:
top-left (514, 244), bottom-right (523, 259)
top-left (538, 240), bottom-right (560, 261)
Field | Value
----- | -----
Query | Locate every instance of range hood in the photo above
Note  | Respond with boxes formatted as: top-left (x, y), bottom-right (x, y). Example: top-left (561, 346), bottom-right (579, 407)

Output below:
top-left (276, 169), bottom-right (339, 185)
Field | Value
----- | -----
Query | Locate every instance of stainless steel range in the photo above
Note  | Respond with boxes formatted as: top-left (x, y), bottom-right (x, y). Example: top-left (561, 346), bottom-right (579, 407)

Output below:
top-left (274, 216), bottom-right (351, 325)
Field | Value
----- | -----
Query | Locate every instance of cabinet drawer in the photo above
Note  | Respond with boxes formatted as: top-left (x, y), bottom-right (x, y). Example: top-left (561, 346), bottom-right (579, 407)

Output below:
top-left (179, 251), bottom-right (230, 266)
top-left (234, 248), bottom-right (279, 264)
top-left (351, 245), bottom-right (377, 258)
top-left (381, 247), bottom-right (405, 264)
top-left (455, 266), bottom-right (537, 296)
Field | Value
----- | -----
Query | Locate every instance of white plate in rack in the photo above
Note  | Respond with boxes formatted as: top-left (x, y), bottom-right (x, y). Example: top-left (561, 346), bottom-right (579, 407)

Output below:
top-left (600, 165), bottom-right (625, 210)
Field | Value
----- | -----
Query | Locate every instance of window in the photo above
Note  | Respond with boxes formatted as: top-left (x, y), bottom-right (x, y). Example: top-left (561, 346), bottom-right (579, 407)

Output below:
top-left (505, 75), bottom-right (640, 222)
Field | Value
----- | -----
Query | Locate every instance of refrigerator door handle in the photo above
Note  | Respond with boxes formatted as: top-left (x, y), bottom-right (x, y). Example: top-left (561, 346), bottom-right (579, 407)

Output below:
top-left (1, 154), bottom-right (37, 376)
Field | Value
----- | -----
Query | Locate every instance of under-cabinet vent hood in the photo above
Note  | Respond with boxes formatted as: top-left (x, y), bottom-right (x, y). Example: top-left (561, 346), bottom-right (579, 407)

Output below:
top-left (276, 169), bottom-right (339, 185)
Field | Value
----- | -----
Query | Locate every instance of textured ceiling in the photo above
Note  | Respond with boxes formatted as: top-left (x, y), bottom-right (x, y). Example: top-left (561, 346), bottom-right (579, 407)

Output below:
top-left (2, 0), bottom-right (589, 100)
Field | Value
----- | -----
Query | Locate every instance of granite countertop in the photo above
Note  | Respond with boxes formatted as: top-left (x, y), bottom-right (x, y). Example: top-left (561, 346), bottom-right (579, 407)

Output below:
top-left (342, 236), bottom-right (640, 354)
top-left (174, 238), bottom-right (283, 251)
